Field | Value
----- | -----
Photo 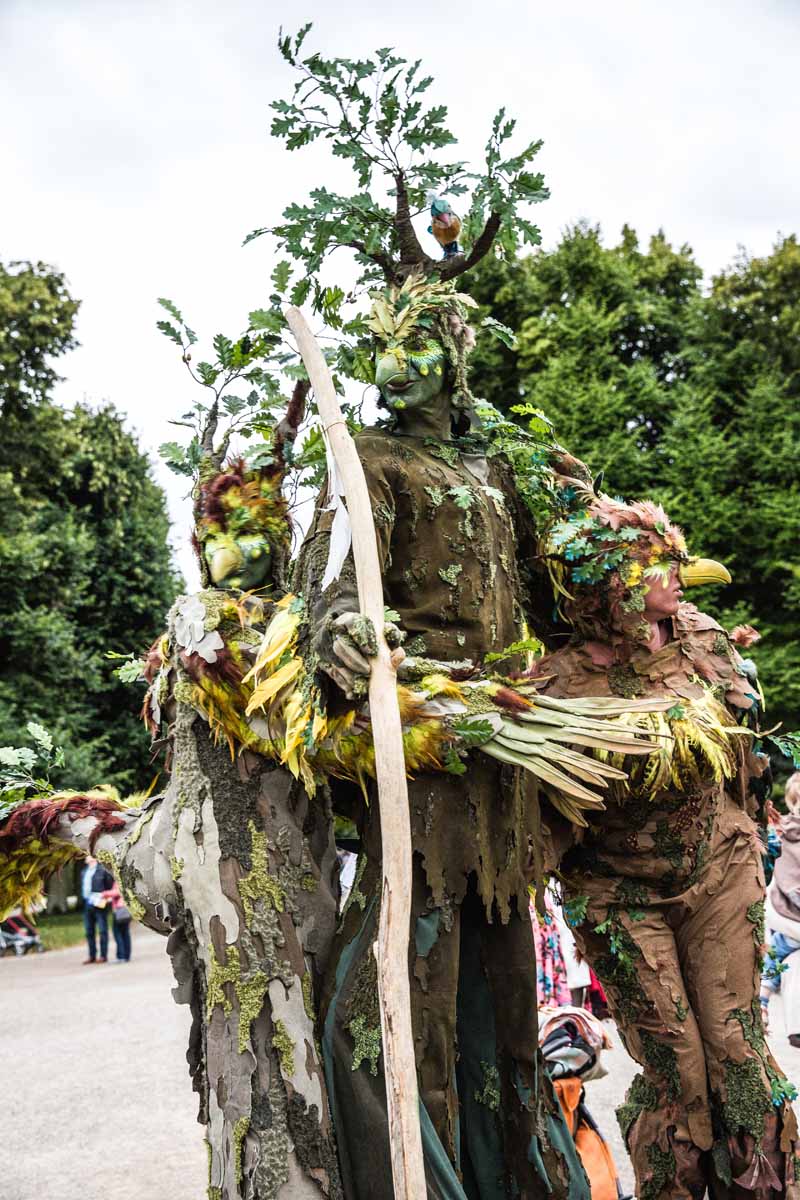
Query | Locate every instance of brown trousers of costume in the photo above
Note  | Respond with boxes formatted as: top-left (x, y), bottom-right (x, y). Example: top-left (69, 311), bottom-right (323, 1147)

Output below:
top-left (569, 804), bottom-right (798, 1200)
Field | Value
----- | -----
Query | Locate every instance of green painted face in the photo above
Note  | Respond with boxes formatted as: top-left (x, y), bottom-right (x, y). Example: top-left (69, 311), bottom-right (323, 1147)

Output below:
top-left (204, 533), bottom-right (273, 592)
top-left (374, 336), bottom-right (448, 414)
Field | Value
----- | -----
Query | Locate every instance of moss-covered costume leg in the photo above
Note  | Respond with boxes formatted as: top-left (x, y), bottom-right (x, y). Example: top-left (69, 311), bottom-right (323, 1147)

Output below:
top-left (320, 852), bottom-right (588, 1199)
top-left (569, 824), bottom-right (799, 1200)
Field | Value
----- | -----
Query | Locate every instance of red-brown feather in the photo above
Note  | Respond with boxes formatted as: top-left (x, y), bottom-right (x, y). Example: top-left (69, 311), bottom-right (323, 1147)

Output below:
top-left (0, 795), bottom-right (128, 854)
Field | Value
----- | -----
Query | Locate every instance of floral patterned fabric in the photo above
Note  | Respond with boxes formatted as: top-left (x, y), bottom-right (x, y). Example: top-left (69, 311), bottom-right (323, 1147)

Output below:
top-left (530, 893), bottom-right (572, 1008)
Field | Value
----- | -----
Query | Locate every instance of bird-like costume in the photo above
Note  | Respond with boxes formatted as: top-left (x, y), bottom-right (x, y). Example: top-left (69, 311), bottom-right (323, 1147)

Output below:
top-left (529, 494), bottom-right (799, 1200)
top-left (428, 193), bottom-right (462, 257)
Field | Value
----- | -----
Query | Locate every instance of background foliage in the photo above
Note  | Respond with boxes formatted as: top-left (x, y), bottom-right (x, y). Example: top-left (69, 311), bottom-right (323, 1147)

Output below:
top-left (467, 225), bottom-right (800, 731)
top-left (0, 260), bottom-right (181, 792)
top-left (2, 31), bottom-right (797, 792)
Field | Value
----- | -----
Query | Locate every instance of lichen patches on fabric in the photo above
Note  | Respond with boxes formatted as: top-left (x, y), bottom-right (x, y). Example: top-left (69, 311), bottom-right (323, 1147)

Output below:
top-left (348, 1015), bottom-right (382, 1075)
top-left (474, 1061), bottom-right (501, 1112)
top-left (232, 1115), bottom-right (250, 1186)
top-left (239, 822), bottom-right (285, 919)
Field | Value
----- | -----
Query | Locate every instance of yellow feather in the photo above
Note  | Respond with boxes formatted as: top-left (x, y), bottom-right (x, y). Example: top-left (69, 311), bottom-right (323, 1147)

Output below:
top-left (244, 607), bottom-right (301, 682)
top-left (246, 658), bottom-right (303, 714)
top-left (420, 674), bottom-right (466, 702)
top-left (282, 693), bottom-right (312, 761)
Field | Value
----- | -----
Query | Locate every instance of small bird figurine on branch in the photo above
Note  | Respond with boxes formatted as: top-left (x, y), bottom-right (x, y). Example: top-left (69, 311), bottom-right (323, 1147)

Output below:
top-left (427, 191), bottom-right (462, 257)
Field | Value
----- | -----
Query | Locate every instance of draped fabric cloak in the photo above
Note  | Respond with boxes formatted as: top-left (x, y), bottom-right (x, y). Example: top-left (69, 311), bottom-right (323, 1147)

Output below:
top-left (294, 427), bottom-right (589, 1200)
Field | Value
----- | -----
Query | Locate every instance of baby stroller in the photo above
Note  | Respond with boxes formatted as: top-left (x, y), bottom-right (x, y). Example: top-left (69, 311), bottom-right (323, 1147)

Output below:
top-left (0, 912), bottom-right (45, 956)
top-left (540, 1006), bottom-right (632, 1200)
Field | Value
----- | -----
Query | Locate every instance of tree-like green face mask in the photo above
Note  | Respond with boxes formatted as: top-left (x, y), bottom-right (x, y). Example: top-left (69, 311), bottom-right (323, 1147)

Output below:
top-left (204, 532), bottom-right (273, 592)
top-left (374, 336), bottom-right (447, 413)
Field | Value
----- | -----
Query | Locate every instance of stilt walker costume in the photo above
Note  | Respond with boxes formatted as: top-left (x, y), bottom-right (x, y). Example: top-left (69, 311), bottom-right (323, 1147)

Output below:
top-left (529, 492), bottom-right (799, 1200)
top-left (294, 278), bottom-right (590, 1200)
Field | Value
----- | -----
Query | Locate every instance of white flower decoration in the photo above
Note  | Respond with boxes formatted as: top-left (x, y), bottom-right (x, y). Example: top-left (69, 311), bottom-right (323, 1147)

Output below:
top-left (174, 596), bottom-right (225, 664)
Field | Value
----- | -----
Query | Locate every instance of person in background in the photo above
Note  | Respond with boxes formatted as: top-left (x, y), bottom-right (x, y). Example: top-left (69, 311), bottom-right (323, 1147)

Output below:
top-left (530, 889), bottom-right (572, 1008)
top-left (102, 878), bottom-right (132, 963)
top-left (761, 772), bottom-right (800, 1043)
top-left (81, 854), bottom-right (114, 965)
top-left (552, 898), bottom-right (592, 1008)
top-left (762, 798), bottom-right (783, 885)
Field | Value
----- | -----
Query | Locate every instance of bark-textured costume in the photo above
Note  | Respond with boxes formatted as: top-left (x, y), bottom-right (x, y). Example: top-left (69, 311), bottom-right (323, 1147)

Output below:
top-left (531, 494), bottom-right (799, 1200)
top-left (0, 460), bottom-right (344, 1200)
top-left (294, 279), bottom-right (589, 1200)
top-left (140, 587), bottom-right (343, 1200)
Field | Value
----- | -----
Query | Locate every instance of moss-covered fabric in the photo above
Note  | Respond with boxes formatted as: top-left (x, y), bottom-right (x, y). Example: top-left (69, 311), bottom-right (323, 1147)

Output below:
top-left (296, 427), bottom-right (587, 1196)
top-left (320, 851), bottom-right (588, 1200)
top-left (143, 591), bottom-right (344, 1199)
top-left (534, 604), bottom-right (799, 1200)
top-left (294, 427), bottom-right (547, 921)
top-left (298, 427), bottom-right (546, 663)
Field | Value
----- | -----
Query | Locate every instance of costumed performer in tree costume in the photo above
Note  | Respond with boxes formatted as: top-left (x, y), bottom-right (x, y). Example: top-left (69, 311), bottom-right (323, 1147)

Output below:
top-left (293, 275), bottom-right (591, 1200)
top-left (528, 491), bottom-right (799, 1200)
top-left (0, 434), bottom-right (345, 1200)
top-left (135, 448), bottom-right (346, 1200)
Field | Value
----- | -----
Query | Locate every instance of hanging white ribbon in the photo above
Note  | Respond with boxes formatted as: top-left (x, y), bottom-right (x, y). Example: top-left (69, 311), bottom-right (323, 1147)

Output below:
top-left (320, 427), bottom-right (352, 591)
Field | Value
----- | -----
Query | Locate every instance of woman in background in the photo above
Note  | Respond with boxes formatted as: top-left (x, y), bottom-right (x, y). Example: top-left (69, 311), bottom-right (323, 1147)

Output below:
top-left (102, 879), bottom-right (132, 963)
top-left (530, 889), bottom-right (571, 1008)
top-left (761, 772), bottom-right (800, 1044)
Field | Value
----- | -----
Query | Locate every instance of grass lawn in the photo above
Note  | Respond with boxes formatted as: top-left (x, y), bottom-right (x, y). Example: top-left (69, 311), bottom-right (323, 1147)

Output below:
top-left (35, 911), bottom-right (85, 951)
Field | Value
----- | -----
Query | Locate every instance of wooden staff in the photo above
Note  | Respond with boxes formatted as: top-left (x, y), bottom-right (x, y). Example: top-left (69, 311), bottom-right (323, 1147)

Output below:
top-left (285, 307), bottom-right (426, 1199)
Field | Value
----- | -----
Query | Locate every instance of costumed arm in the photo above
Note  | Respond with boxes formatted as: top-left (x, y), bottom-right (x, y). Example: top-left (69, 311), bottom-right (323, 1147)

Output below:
top-left (0, 790), bottom-right (178, 932)
top-left (493, 445), bottom-right (594, 650)
top-left (293, 436), bottom-right (402, 699)
top-left (725, 624), bottom-right (772, 822)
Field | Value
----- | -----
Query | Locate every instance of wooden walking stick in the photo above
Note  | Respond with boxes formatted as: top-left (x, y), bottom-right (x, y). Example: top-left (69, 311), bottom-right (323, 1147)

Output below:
top-left (285, 306), bottom-right (426, 1200)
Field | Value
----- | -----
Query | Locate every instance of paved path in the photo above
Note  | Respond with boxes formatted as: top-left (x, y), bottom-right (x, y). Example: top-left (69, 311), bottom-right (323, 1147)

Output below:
top-left (0, 926), bottom-right (205, 1200)
top-left (2, 927), bottom-right (800, 1198)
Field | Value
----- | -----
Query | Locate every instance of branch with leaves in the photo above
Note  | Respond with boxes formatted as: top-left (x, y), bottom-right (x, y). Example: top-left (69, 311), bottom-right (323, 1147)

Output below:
top-left (246, 25), bottom-right (549, 324)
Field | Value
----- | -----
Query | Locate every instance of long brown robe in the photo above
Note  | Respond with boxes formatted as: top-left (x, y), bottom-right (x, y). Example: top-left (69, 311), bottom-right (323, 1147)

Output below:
top-left (295, 427), bottom-right (588, 1200)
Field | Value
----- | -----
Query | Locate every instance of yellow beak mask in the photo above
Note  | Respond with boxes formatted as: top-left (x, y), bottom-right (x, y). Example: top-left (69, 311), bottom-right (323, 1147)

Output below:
top-left (678, 557), bottom-right (732, 588)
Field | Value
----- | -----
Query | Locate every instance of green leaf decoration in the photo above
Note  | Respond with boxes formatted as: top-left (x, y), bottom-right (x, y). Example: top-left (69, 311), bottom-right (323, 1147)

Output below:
top-left (26, 722), bottom-right (53, 754)
top-left (768, 733), bottom-right (800, 768)
top-left (484, 637), bottom-right (543, 665)
top-left (563, 895), bottom-right (588, 928)
top-left (448, 485), bottom-right (474, 510)
top-left (450, 718), bottom-right (496, 748)
top-left (443, 748), bottom-right (467, 776)
top-left (481, 316), bottom-right (517, 349)
top-left (156, 319), bottom-right (183, 346)
top-left (115, 657), bottom-right (147, 684)
top-left (0, 746), bottom-right (37, 771)
top-left (271, 260), bottom-right (292, 293)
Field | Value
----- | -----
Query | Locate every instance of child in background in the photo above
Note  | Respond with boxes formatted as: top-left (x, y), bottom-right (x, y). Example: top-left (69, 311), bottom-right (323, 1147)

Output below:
top-left (102, 879), bottom-right (132, 963)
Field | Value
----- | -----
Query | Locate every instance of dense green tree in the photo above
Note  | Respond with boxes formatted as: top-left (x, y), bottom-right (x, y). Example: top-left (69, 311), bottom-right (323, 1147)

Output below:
top-left (0, 260), bottom-right (80, 415)
top-left (467, 228), bottom-right (800, 730)
top-left (467, 222), bottom-right (702, 492)
top-left (0, 262), bottom-right (180, 791)
top-left (663, 238), bottom-right (800, 728)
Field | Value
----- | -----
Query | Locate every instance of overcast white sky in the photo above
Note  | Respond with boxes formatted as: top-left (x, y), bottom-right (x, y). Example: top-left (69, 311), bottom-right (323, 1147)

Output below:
top-left (3, 0), bottom-right (798, 584)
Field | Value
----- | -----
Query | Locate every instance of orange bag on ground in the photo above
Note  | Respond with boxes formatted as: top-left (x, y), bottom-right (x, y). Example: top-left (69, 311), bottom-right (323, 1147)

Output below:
top-left (553, 1077), bottom-right (620, 1200)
